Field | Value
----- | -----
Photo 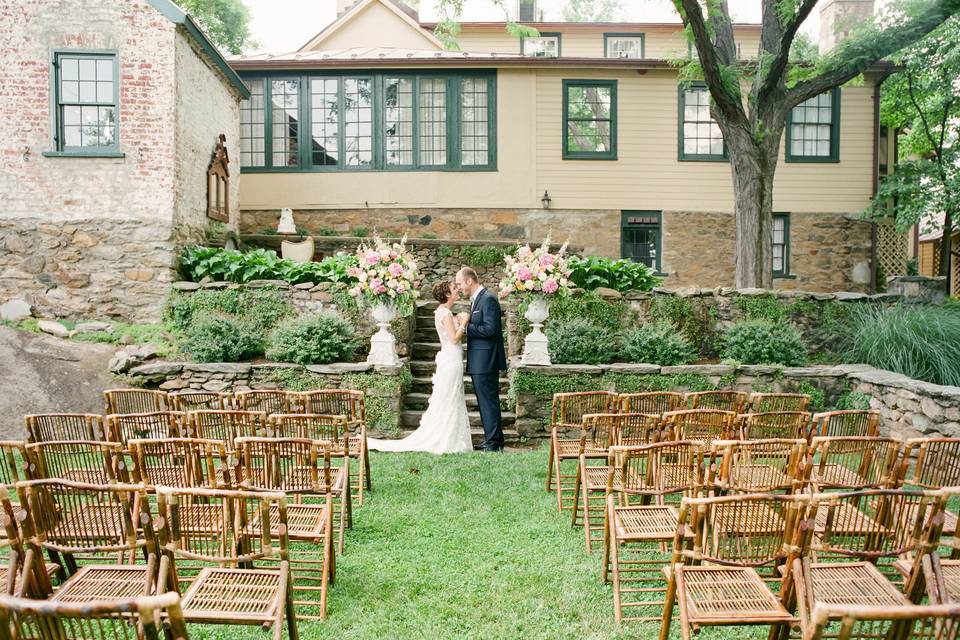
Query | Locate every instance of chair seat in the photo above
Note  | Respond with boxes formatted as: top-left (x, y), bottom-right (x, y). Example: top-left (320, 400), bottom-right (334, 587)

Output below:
top-left (556, 440), bottom-right (602, 458)
top-left (244, 504), bottom-right (328, 541)
top-left (807, 562), bottom-right (910, 609)
top-left (614, 505), bottom-right (680, 541)
top-left (729, 464), bottom-right (791, 491)
top-left (281, 466), bottom-right (346, 494)
top-left (348, 435), bottom-right (363, 457)
top-left (582, 466), bottom-right (610, 491)
top-left (714, 503), bottom-right (785, 537)
top-left (677, 565), bottom-right (795, 625)
top-left (181, 567), bottom-right (283, 622)
top-left (895, 503), bottom-right (958, 536)
top-left (0, 561), bottom-right (59, 594)
top-left (62, 469), bottom-right (109, 484)
top-left (52, 565), bottom-right (151, 603)
top-left (813, 502), bottom-right (878, 535)
top-left (49, 505), bottom-right (124, 543)
top-left (939, 560), bottom-right (960, 604)
top-left (813, 464), bottom-right (865, 488)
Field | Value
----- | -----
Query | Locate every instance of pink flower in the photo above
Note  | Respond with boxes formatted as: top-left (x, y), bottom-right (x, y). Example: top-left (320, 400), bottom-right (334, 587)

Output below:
top-left (370, 278), bottom-right (383, 290)
top-left (365, 251), bottom-right (381, 265)
top-left (349, 287), bottom-right (361, 297)
top-left (543, 278), bottom-right (558, 294)
top-left (540, 253), bottom-right (554, 267)
top-left (397, 284), bottom-right (406, 294)
top-left (388, 263), bottom-right (403, 277)
top-left (390, 251), bottom-right (399, 259)
top-left (376, 285), bottom-right (387, 294)
top-left (347, 267), bottom-right (361, 278)
top-left (517, 266), bottom-right (532, 281)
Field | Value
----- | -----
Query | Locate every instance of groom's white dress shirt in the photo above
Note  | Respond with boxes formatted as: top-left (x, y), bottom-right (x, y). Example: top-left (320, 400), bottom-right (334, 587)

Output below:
top-left (470, 287), bottom-right (484, 311)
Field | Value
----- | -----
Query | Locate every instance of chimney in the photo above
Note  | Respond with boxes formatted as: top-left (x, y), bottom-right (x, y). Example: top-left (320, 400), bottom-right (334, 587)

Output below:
top-left (819, 0), bottom-right (875, 53)
top-left (337, 0), bottom-right (359, 17)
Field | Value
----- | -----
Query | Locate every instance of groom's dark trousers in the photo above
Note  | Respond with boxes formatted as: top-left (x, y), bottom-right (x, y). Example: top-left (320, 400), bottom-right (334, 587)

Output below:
top-left (466, 288), bottom-right (508, 451)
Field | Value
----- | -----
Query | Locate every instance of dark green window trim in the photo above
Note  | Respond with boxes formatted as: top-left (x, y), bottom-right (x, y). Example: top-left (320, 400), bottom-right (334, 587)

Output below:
top-left (621, 211), bottom-right (662, 273)
top-left (562, 79), bottom-right (617, 160)
top-left (48, 49), bottom-right (122, 157)
top-left (772, 212), bottom-right (791, 278)
top-left (521, 32), bottom-right (562, 57)
top-left (678, 82), bottom-right (727, 162)
top-left (786, 88), bottom-right (841, 163)
top-left (239, 70), bottom-right (496, 173)
top-left (603, 33), bottom-right (645, 59)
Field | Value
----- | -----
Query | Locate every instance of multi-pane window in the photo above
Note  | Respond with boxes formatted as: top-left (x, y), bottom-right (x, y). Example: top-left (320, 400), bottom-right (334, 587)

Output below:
top-left (522, 34), bottom-right (561, 57)
top-left (343, 78), bottom-right (373, 167)
top-left (788, 89), bottom-right (839, 162)
top-left (772, 214), bottom-right (790, 277)
top-left (53, 52), bottom-right (118, 152)
top-left (605, 34), bottom-right (644, 58)
top-left (310, 78), bottom-right (338, 166)
top-left (621, 211), bottom-right (662, 272)
top-left (563, 80), bottom-right (617, 160)
top-left (418, 78), bottom-right (447, 166)
top-left (680, 84), bottom-right (725, 160)
top-left (460, 77), bottom-right (490, 166)
top-left (270, 79), bottom-right (300, 167)
top-left (384, 77), bottom-right (414, 166)
top-left (241, 79), bottom-right (265, 166)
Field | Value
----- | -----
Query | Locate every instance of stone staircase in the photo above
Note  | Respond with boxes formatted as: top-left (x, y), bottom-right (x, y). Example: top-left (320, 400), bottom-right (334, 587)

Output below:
top-left (399, 301), bottom-right (517, 445)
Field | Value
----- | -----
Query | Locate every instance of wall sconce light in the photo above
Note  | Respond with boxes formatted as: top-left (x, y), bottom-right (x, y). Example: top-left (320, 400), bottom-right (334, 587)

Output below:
top-left (541, 190), bottom-right (552, 209)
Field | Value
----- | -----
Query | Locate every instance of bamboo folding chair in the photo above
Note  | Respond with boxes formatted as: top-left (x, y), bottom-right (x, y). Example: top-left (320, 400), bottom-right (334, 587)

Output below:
top-left (802, 603), bottom-right (960, 640)
top-left (235, 389), bottom-right (299, 415)
top-left (155, 486), bottom-right (303, 634)
top-left (791, 489), bottom-right (947, 637)
top-left (0, 485), bottom-right (57, 598)
top-left (103, 389), bottom-right (169, 415)
top-left (128, 438), bottom-right (232, 490)
top-left (105, 412), bottom-right (186, 447)
top-left (923, 488), bottom-right (960, 607)
top-left (685, 390), bottom-right (748, 413)
top-left (0, 590), bottom-right (190, 640)
top-left (169, 390), bottom-right (232, 412)
top-left (658, 493), bottom-right (809, 640)
top-left (707, 439), bottom-right (807, 495)
top-left (664, 409), bottom-right (737, 445)
top-left (618, 392), bottom-right (684, 416)
top-left (24, 441), bottom-right (128, 485)
top-left (546, 391), bottom-right (619, 512)
top-left (739, 411), bottom-right (813, 441)
top-left (300, 389), bottom-right (370, 505)
top-left (602, 441), bottom-right (706, 623)
top-left (187, 410), bottom-right (268, 455)
top-left (810, 410), bottom-right (881, 438)
top-left (901, 438), bottom-right (960, 550)
top-left (804, 436), bottom-right (903, 492)
top-left (748, 392), bottom-right (812, 413)
top-left (24, 413), bottom-right (107, 442)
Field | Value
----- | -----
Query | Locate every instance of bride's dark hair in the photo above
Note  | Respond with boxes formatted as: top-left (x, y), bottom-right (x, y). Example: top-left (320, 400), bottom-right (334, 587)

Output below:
top-left (432, 281), bottom-right (453, 304)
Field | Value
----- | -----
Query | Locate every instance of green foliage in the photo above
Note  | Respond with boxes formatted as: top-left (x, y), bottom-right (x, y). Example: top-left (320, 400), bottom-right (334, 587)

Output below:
top-left (262, 367), bottom-right (331, 392)
top-left (436, 245), bottom-right (454, 259)
top-left (460, 245), bottom-right (510, 268)
top-left (342, 367), bottom-right (413, 436)
top-left (907, 257), bottom-right (920, 276)
top-left (793, 380), bottom-right (826, 412)
top-left (318, 228), bottom-right (338, 237)
top-left (266, 315), bottom-right (358, 365)
top-left (508, 369), bottom-right (717, 406)
top-left (840, 304), bottom-right (960, 386)
top-left (734, 294), bottom-right (789, 323)
top-left (421, 232), bottom-right (438, 240)
top-left (648, 295), bottom-right (718, 355)
top-left (350, 227), bottom-right (370, 238)
top-left (561, 0), bottom-right (621, 21)
top-left (545, 318), bottom-right (616, 365)
top-left (836, 391), bottom-right (872, 411)
top-left (179, 315), bottom-right (261, 363)
top-left (718, 320), bottom-right (807, 366)
top-left (71, 323), bottom-right (171, 354)
top-left (566, 255), bottom-right (661, 292)
top-left (163, 288), bottom-right (293, 335)
top-left (519, 291), bottom-right (629, 338)
top-left (621, 322), bottom-right (697, 366)
top-left (177, 0), bottom-right (255, 55)
top-left (178, 246), bottom-right (360, 286)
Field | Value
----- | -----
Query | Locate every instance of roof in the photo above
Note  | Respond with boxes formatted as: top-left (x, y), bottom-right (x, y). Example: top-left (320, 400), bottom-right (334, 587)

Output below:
top-left (418, 21), bottom-right (763, 30)
top-left (298, 0), bottom-right (443, 52)
top-left (147, 0), bottom-right (250, 98)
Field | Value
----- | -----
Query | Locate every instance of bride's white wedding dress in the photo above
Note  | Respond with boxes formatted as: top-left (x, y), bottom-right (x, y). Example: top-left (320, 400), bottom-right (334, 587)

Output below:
top-left (368, 306), bottom-right (472, 454)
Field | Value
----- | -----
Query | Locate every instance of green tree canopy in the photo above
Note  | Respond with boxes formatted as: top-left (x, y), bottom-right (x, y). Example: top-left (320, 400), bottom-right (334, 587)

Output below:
top-left (562, 0), bottom-right (621, 22)
top-left (179, 0), bottom-right (255, 55)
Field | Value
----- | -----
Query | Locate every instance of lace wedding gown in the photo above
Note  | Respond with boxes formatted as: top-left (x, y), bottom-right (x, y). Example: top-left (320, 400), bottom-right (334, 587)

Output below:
top-left (368, 306), bottom-right (472, 454)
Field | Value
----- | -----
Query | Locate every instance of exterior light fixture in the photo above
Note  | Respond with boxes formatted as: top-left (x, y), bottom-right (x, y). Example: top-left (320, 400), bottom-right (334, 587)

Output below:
top-left (541, 190), bottom-right (552, 209)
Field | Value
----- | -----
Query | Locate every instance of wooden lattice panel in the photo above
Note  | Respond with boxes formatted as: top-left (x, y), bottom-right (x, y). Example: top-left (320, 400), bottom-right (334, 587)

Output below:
top-left (876, 219), bottom-right (908, 278)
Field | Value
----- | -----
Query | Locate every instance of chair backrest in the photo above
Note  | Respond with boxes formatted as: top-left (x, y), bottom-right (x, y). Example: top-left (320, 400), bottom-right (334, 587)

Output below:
top-left (617, 392), bottom-right (683, 415)
top-left (129, 438), bottom-right (230, 489)
top-left (749, 392), bottom-right (811, 413)
top-left (234, 389), bottom-right (298, 415)
top-left (902, 438), bottom-right (960, 490)
top-left (810, 410), bottom-right (880, 438)
top-left (805, 603), bottom-right (960, 640)
top-left (106, 412), bottom-right (185, 446)
top-left (739, 411), bottom-right (812, 440)
top-left (186, 410), bottom-right (267, 453)
top-left (300, 389), bottom-right (365, 426)
top-left (169, 391), bottom-right (232, 412)
top-left (103, 388), bottom-right (168, 415)
top-left (580, 413), bottom-right (620, 452)
top-left (235, 437), bottom-right (333, 494)
top-left (685, 390), bottom-right (748, 413)
top-left (0, 591), bottom-right (188, 640)
top-left (708, 439), bottom-right (807, 493)
top-left (805, 436), bottom-right (903, 491)
top-left (551, 392), bottom-right (618, 430)
top-left (609, 441), bottom-right (705, 499)
top-left (0, 442), bottom-right (25, 487)
top-left (663, 409), bottom-right (737, 444)
top-left (267, 414), bottom-right (349, 450)
top-left (23, 413), bottom-right (107, 443)
top-left (616, 413), bottom-right (664, 447)
top-left (24, 440), bottom-right (128, 484)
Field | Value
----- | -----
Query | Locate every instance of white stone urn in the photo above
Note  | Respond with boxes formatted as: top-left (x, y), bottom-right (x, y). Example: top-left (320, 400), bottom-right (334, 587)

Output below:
top-left (521, 296), bottom-right (551, 366)
top-left (366, 301), bottom-right (400, 366)
top-left (281, 236), bottom-right (314, 263)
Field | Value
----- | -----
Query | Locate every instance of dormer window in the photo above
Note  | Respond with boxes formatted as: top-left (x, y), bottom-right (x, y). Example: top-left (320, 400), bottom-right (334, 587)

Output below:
top-left (521, 33), bottom-right (561, 57)
top-left (604, 34), bottom-right (644, 59)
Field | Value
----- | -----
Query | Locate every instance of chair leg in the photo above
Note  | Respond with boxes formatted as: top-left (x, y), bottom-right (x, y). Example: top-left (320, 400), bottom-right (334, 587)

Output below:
top-left (583, 484), bottom-right (593, 554)
top-left (280, 561), bottom-right (298, 640)
top-left (658, 563), bottom-right (679, 640)
top-left (355, 454), bottom-right (365, 507)
top-left (363, 442), bottom-right (372, 490)
top-left (602, 497), bottom-right (613, 584)
top-left (611, 520), bottom-right (623, 623)
top-left (554, 452), bottom-right (566, 512)
top-left (570, 460), bottom-right (583, 528)
top-left (546, 438), bottom-right (555, 492)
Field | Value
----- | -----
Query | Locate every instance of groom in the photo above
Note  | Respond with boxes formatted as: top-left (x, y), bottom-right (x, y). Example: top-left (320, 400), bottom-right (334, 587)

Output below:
top-left (455, 267), bottom-right (507, 452)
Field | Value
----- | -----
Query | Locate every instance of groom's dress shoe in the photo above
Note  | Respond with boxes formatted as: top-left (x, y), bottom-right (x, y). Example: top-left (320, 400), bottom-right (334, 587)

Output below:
top-left (473, 443), bottom-right (485, 451)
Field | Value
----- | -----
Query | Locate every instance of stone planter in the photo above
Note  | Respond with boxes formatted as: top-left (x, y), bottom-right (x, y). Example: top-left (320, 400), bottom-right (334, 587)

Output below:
top-left (367, 301), bottom-right (400, 366)
top-left (280, 236), bottom-right (315, 263)
top-left (521, 296), bottom-right (551, 366)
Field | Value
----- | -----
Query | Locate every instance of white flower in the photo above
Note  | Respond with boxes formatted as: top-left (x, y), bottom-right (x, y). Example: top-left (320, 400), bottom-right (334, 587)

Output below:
top-left (358, 272), bottom-right (368, 283)
top-left (524, 280), bottom-right (536, 291)
top-left (387, 279), bottom-right (398, 289)
top-left (538, 271), bottom-right (548, 281)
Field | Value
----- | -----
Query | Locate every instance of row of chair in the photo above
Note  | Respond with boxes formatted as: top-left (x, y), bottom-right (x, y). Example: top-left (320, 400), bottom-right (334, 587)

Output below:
top-left (102, 387), bottom-right (361, 417)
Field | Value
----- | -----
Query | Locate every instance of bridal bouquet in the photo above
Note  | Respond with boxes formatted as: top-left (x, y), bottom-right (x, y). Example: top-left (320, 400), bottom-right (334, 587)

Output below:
top-left (500, 236), bottom-right (574, 297)
top-left (347, 235), bottom-right (421, 316)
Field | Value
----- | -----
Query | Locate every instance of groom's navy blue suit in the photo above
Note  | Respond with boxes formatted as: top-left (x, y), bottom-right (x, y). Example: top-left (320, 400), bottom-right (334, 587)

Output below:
top-left (465, 288), bottom-right (508, 451)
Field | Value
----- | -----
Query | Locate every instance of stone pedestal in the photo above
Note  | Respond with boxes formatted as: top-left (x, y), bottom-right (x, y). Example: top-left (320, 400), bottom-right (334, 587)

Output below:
top-left (367, 302), bottom-right (400, 366)
top-left (520, 296), bottom-right (551, 366)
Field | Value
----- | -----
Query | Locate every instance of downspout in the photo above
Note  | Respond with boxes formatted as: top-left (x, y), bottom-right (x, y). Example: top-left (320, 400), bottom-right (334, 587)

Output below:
top-left (869, 69), bottom-right (894, 294)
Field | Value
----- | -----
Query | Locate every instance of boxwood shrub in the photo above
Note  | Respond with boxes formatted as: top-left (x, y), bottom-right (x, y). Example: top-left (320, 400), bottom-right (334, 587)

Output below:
top-left (718, 319), bottom-right (806, 366)
top-left (546, 318), bottom-right (616, 365)
top-left (622, 322), bottom-right (696, 366)
top-left (266, 314), bottom-right (358, 365)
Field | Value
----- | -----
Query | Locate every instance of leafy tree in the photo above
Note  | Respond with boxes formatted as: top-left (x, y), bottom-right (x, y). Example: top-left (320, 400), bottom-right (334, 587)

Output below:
top-left (562, 0), bottom-right (621, 22)
top-left (866, 16), bottom-right (960, 290)
top-left (179, 0), bottom-right (255, 55)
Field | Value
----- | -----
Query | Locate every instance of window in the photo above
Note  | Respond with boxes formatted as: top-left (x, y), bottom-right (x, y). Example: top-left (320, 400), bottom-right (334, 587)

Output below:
top-left (679, 83), bottom-right (726, 161)
top-left (522, 33), bottom-right (561, 57)
top-left (621, 211), bottom-right (661, 272)
top-left (772, 213), bottom-right (790, 277)
top-left (604, 34), bottom-right (644, 59)
top-left (50, 51), bottom-right (119, 154)
top-left (238, 72), bottom-right (496, 171)
top-left (787, 89), bottom-right (840, 162)
top-left (563, 80), bottom-right (617, 160)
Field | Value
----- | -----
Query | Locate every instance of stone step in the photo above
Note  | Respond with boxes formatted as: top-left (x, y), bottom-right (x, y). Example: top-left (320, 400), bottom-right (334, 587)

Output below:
top-left (373, 428), bottom-right (521, 446)
top-left (409, 375), bottom-right (509, 394)
top-left (411, 342), bottom-right (444, 356)
top-left (400, 410), bottom-right (516, 429)
top-left (404, 392), bottom-right (487, 411)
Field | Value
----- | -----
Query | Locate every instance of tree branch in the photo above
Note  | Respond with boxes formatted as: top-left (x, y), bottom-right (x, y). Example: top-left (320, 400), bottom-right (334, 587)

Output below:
top-left (757, 0), bottom-right (820, 102)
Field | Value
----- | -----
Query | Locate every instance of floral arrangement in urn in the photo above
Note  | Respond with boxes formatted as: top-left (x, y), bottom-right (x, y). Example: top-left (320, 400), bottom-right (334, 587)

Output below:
top-left (347, 235), bottom-right (421, 317)
top-left (499, 236), bottom-right (573, 297)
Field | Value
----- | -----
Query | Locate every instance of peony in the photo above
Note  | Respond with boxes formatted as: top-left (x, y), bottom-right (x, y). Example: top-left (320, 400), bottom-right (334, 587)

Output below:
top-left (540, 253), bottom-right (554, 267)
top-left (370, 278), bottom-right (382, 290)
top-left (518, 246), bottom-right (531, 259)
top-left (357, 271), bottom-right (368, 283)
top-left (517, 266), bottom-right (532, 281)
top-left (543, 278), bottom-right (558, 294)
top-left (365, 251), bottom-right (381, 266)
top-left (397, 284), bottom-right (406, 294)
top-left (388, 263), bottom-right (403, 278)
top-left (390, 251), bottom-right (398, 259)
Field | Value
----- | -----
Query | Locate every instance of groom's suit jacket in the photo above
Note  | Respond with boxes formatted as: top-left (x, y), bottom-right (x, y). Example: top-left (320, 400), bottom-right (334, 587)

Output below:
top-left (465, 288), bottom-right (508, 375)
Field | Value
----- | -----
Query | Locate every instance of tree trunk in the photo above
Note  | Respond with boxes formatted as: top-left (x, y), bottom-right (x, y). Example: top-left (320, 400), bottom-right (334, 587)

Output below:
top-left (726, 131), bottom-right (778, 289)
top-left (939, 209), bottom-right (954, 291)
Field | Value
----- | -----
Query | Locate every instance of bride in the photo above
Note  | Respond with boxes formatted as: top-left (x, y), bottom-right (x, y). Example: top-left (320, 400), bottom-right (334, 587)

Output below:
top-left (367, 280), bottom-right (472, 454)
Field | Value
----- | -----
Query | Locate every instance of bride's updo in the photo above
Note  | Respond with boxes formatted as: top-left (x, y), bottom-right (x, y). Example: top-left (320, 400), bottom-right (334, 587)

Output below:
top-left (432, 281), bottom-right (453, 304)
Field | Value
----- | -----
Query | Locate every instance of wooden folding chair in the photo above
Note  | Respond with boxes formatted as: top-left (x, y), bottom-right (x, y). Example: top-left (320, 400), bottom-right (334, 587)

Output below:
top-left (659, 493), bottom-right (809, 640)
top-left (748, 392), bottom-right (812, 412)
top-left (103, 388), bottom-right (168, 414)
top-left (24, 413), bottom-right (107, 443)
top-left (738, 411), bottom-right (812, 440)
top-left (923, 488), bottom-right (960, 606)
top-left (129, 438), bottom-right (231, 490)
top-left (155, 486), bottom-right (303, 633)
top-left (24, 441), bottom-right (128, 484)
top-left (804, 436), bottom-right (903, 492)
top-left (268, 414), bottom-right (350, 448)
top-left (901, 438), bottom-right (960, 551)
top-left (603, 441), bottom-right (706, 623)
top-left (685, 390), bottom-right (748, 413)
top-left (0, 590), bottom-right (189, 640)
top-left (803, 603), bottom-right (960, 640)
top-left (708, 438), bottom-right (807, 494)
top-left (617, 392), bottom-right (683, 416)
top-left (235, 389), bottom-right (299, 415)
top-left (0, 485), bottom-right (57, 598)
top-left (664, 409), bottom-right (737, 445)
top-left (169, 390), bottom-right (232, 412)
top-left (300, 389), bottom-right (370, 505)
top-left (187, 409), bottom-right (267, 455)
top-left (810, 410), bottom-right (881, 438)
top-left (546, 391), bottom-right (618, 512)
top-left (105, 412), bottom-right (185, 447)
